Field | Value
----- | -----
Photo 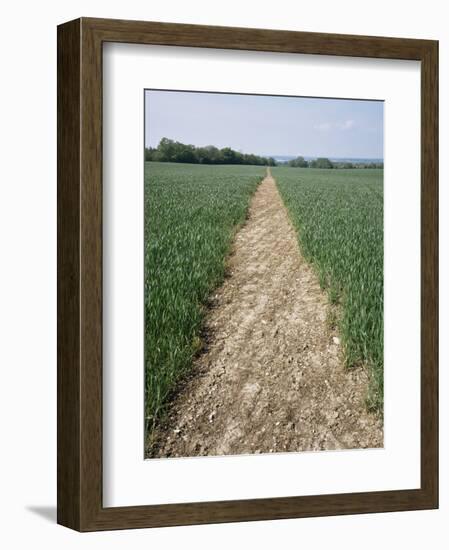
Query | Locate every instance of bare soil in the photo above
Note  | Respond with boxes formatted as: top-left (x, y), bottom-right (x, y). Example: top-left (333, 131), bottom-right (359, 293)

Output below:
top-left (147, 170), bottom-right (383, 458)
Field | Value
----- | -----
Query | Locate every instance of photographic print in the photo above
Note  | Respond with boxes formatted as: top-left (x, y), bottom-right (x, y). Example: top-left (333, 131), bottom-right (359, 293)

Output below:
top-left (144, 90), bottom-right (384, 459)
top-left (58, 18), bottom-right (438, 530)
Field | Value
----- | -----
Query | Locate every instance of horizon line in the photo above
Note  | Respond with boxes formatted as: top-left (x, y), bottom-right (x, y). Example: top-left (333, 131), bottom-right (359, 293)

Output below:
top-left (145, 140), bottom-right (383, 161)
top-left (267, 154), bottom-right (384, 160)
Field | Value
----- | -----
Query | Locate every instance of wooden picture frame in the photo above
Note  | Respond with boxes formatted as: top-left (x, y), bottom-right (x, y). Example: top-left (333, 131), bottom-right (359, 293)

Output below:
top-left (57, 17), bottom-right (438, 531)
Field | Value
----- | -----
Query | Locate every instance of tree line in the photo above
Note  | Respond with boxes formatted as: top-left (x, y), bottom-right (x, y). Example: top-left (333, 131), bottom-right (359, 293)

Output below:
top-left (287, 156), bottom-right (383, 169)
top-left (145, 139), bottom-right (383, 169)
top-left (145, 138), bottom-right (276, 166)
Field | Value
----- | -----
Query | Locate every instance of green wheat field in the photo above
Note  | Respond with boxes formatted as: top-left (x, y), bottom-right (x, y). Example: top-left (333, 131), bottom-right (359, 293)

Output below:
top-left (144, 162), bottom-right (383, 434)
top-left (144, 162), bottom-right (264, 431)
top-left (273, 166), bottom-right (383, 410)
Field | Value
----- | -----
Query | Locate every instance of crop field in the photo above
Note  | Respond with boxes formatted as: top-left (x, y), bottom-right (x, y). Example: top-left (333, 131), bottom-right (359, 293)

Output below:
top-left (144, 162), bottom-right (264, 433)
top-left (273, 167), bottom-right (384, 409)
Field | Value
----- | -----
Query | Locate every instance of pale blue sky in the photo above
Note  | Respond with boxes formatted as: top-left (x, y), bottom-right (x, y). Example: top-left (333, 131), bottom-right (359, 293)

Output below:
top-left (145, 90), bottom-right (383, 159)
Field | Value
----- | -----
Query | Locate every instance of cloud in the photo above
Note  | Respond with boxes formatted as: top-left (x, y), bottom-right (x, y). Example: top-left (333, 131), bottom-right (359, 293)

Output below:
top-left (314, 122), bottom-right (332, 131)
top-left (314, 119), bottom-right (356, 132)
top-left (339, 119), bottom-right (355, 130)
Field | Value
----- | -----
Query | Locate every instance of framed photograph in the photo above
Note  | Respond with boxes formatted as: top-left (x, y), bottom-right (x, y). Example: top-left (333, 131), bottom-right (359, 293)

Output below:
top-left (57, 17), bottom-right (438, 531)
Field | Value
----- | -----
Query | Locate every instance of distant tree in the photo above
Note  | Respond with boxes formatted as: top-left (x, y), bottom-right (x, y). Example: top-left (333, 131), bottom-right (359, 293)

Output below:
top-left (173, 143), bottom-right (196, 163)
top-left (243, 153), bottom-right (257, 165)
top-left (310, 157), bottom-right (334, 169)
top-left (221, 147), bottom-right (238, 164)
top-left (156, 137), bottom-right (176, 161)
top-left (288, 156), bottom-right (308, 168)
top-left (193, 145), bottom-right (220, 164)
top-left (194, 146), bottom-right (209, 164)
top-left (205, 145), bottom-right (223, 164)
top-left (144, 147), bottom-right (156, 161)
top-left (146, 138), bottom-right (275, 166)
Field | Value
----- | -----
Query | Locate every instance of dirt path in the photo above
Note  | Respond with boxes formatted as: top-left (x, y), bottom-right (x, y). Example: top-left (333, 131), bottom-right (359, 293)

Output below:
top-left (147, 170), bottom-right (383, 458)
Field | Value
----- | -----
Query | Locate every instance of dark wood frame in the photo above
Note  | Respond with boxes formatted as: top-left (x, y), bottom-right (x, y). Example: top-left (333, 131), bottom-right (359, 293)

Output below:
top-left (57, 17), bottom-right (438, 532)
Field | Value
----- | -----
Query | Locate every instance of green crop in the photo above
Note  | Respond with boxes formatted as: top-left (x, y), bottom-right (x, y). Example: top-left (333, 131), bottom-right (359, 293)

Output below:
top-left (273, 167), bottom-right (384, 410)
top-left (145, 162), bottom-right (263, 435)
